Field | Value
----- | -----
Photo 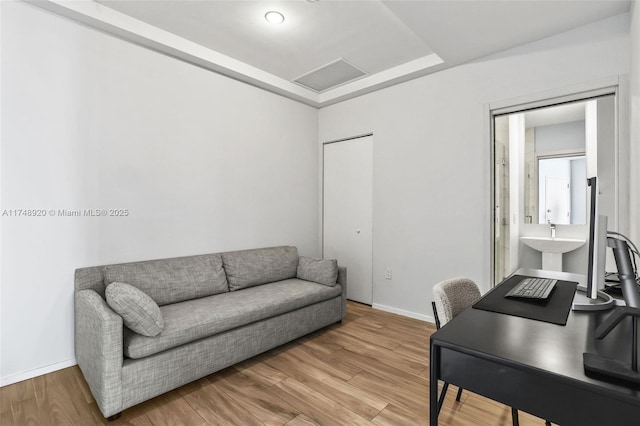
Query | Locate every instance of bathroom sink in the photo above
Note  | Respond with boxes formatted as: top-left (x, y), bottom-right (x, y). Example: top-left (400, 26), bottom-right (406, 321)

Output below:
top-left (520, 236), bottom-right (585, 254)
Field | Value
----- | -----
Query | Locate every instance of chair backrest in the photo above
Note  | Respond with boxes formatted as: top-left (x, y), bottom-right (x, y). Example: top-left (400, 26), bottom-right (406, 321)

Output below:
top-left (432, 277), bottom-right (481, 327)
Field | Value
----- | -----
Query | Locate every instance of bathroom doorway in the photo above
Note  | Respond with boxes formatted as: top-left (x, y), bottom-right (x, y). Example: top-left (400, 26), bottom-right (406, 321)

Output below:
top-left (491, 89), bottom-right (618, 285)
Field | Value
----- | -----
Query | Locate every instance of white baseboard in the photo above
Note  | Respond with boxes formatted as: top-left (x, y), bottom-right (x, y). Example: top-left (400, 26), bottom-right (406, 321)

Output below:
top-left (0, 358), bottom-right (77, 387)
top-left (372, 303), bottom-right (435, 324)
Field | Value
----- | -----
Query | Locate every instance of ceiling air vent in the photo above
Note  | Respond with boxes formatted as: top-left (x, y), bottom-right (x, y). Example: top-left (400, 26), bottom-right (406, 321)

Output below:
top-left (294, 58), bottom-right (367, 93)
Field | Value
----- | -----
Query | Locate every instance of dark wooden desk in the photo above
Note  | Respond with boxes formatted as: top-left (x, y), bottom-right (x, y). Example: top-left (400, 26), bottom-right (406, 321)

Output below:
top-left (430, 275), bottom-right (640, 425)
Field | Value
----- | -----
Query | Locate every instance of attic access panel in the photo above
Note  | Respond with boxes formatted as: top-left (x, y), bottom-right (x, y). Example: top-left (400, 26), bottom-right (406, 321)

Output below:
top-left (294, 59), bottom-right (367, 93)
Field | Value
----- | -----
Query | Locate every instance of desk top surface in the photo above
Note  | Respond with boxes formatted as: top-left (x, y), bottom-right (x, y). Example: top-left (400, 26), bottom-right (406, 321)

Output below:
top-left (431, 270), bottom-right (640, 405)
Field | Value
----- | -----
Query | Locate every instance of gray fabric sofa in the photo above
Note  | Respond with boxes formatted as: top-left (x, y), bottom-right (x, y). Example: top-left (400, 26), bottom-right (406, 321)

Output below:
top-left (74, 246), bottom-right (346, 419)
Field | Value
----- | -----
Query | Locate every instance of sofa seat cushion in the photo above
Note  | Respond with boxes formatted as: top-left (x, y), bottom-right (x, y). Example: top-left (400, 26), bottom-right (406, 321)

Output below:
top-left (123, 279), bottom-right (342, 359)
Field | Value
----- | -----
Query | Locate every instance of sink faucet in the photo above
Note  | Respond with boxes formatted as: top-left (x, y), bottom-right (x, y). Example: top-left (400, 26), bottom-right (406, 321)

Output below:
top-left (550, 223), bottom-right (556, 239)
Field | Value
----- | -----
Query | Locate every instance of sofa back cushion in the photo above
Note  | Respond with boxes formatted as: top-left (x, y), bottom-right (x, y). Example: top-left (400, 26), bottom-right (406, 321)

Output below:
top-left (222, 246), bottom-right (298, 291)
top-left (103, 254), bottom-right (228, 306)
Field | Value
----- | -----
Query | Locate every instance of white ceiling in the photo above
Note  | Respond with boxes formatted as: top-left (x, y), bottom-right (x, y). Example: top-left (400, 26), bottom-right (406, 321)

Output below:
top-left (34, 0), bottom-right (631, 107)
top-left (96, 0), bottom-right (436, 82)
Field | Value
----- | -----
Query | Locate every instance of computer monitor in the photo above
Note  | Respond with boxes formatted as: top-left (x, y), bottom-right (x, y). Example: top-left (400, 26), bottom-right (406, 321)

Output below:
top-left (576, 177), bottom-right (639, 310)
top-left (586, 177), bottom-right (607, 300)
top-left (572, 177), bottom-right (614, 311)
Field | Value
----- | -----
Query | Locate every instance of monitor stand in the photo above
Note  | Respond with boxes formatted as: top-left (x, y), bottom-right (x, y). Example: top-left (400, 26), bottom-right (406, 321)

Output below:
top-left (572, 285), bottom-right (619, 311)
top-left (583, 306), bottom-right (640, 385)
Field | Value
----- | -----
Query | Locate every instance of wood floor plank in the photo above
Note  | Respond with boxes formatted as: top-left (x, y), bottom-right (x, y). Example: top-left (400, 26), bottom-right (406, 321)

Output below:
top-left (332, 346), bottom-right (428, 390)
top-left (285, 344), bottom-right (358, 381)
top-left (140, 388), bottom-right (206, 426)
top-left (324, 330), bottom-right (425, 376)
top-left (266, 347), bottom-right (388, 420)
top-left (8, 396), bottom-right (38, 426)
top-left (35, 367), bottom-right (97, 426)
top-left (438, 391), bottom-right (513, 426)
top-left (0, 408), bottom-right (13, 426)
top-left (183, 380), bottom-right (262, 426)
top-left (271, 378), bottom-right (373, 426)
top-left (1, 379), bottom-right (34, 406)
top-left (234, 359), bottom-right (290, 388)
top-left (371, 403), bottom-right (426, 426)
top-left (71, 365), bottom-right (96, 405)
top-left (0, 379), bottom-right (38, 426)
top-left (299, 329), bottom-right (344, 355)
top-left (349, 370), bottom-right (428, 416)
top-left (285, 413), bottom-right (320, 426)
top-left (263, 350), bottom-right (386, 419)
top-left (349, 314), bottom-right (422, 343)
top-left (336, 320), bottom-right (401, 351)
top-left (216, 370), bottom-right (300, 426)
top-left (299, 333), bottom-right (363, 377)
top-left (345, 302), bottom-right (372, 317)
top-left (393, 340), bottom-right (429, 364)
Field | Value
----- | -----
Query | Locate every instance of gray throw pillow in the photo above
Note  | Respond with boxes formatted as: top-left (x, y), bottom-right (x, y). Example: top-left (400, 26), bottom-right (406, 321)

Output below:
top-left (297, 256), bottom-right (338, 286)
top-left (106, 282), bottom-right (164, 337)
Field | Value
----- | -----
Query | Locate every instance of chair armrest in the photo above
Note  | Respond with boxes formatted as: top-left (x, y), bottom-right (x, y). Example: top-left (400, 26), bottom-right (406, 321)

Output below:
top-left (75, 289), bottom-right (123, 418)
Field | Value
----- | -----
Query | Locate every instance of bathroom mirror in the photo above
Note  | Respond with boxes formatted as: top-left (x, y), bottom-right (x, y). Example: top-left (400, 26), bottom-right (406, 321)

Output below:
top-left (495, 100), bottom-right (598, 225)
top-left (492, 92), bottom-right (616, 284)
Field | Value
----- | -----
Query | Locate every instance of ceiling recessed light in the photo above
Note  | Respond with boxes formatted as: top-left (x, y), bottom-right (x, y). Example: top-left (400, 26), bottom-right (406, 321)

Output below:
top-left (265, 11), bottom-right (285, 25)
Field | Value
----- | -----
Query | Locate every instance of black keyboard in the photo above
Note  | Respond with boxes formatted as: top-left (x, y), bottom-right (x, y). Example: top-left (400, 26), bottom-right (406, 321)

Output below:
top-left (505, 277), bottom-right (557, 300)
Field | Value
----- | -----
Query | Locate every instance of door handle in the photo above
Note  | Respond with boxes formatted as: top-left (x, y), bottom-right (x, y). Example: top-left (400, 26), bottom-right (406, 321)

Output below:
top-left (356, 229), bottom-right (361, 234)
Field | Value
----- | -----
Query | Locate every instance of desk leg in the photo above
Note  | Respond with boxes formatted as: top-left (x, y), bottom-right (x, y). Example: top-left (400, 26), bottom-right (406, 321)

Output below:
top-left (430, 341), bottom-right (440, 426)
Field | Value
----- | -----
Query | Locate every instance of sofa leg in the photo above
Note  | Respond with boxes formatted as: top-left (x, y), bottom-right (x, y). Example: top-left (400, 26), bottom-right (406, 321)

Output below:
top-left (335, 319), bottom-right (342, 324)
top-left (107, 413), bottom-right (122, 421)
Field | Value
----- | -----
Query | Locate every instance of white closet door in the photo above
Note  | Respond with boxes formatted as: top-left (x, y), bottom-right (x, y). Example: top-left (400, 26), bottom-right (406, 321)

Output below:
top-left (323, 135), bottom-right (373, 305)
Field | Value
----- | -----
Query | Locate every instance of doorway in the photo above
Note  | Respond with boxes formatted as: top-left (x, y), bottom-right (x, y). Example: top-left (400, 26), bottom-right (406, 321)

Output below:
top-left (491, 91), bottom-right (617, 285)
top-left (323, 135), bottom-right (373, 305)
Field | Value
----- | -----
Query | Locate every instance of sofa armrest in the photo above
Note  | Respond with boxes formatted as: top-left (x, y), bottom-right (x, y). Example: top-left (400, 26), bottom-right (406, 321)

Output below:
top-left (75, 289), bottom-right (124, 418)
top-left (337, 266), bottom-right (347, 318)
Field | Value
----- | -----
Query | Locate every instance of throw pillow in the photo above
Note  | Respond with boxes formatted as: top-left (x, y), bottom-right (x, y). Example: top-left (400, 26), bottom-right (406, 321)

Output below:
top-left (297, 256), bottom-right (338, 286)
top-left (106, 282), bottom-right (164, 337)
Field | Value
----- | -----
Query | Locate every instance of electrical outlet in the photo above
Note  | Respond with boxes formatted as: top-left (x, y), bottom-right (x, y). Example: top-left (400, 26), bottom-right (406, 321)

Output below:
top-left (385, 267), bottom-right (392, 280)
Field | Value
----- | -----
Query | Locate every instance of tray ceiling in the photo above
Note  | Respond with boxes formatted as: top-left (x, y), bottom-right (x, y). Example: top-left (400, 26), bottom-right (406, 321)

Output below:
top-left (31, 0), bottom-right (630, 108)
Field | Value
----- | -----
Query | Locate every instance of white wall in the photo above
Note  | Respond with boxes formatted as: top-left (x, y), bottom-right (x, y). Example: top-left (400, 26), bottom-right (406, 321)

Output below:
top-left (319, 13), bottom-right (630, 321)
top-left (534, 121), bottom-right (585, 153)
top-left (0, 1), bottom-right (319, 385)
top-left (631, 1), bottom-right (640, 247)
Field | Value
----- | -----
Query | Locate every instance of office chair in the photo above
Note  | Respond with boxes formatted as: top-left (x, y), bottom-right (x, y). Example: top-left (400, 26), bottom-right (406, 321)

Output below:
top-left (432, 277), bottom-right (530, 426)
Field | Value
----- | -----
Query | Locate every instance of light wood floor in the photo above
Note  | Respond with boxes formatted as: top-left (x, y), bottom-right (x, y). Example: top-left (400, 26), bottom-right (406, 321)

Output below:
top-left (1, 302), bottom-right (553, 425)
